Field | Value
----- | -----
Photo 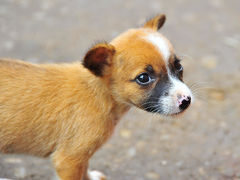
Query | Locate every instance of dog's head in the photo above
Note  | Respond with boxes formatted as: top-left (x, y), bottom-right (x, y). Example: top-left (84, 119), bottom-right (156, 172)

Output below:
top-left (83, 14), bottom-right (193, 116)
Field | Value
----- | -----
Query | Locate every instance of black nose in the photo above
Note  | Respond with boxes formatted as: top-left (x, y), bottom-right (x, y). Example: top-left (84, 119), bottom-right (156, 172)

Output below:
top-left (179, 96), bottom-right (191, 110)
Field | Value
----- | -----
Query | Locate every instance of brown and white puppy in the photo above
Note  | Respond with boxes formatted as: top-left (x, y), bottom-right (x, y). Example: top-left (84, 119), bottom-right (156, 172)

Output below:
top-left (0, 14), bottom-right (192, 180)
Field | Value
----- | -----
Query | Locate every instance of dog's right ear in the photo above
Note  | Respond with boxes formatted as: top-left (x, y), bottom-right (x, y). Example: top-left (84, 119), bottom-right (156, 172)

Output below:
top-left (83, 43), bottom-right (115, 76)
top-left (143, 14), bottom-right (166, 31)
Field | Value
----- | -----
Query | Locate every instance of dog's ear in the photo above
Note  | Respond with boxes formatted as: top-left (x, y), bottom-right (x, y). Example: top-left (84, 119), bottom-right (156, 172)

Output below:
top-left (143, 14), bottom-right (166, 31)
top-left (83, 43), bottom-right (115, 76)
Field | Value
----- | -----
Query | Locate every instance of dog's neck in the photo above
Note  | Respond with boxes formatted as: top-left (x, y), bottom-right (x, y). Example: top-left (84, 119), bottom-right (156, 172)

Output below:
top-left (83, 69), bottom-right (130, 125)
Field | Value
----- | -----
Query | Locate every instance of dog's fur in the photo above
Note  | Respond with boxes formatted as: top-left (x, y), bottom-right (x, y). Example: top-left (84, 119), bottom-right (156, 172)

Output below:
top-left (0, 14), bottom-right (192, 180)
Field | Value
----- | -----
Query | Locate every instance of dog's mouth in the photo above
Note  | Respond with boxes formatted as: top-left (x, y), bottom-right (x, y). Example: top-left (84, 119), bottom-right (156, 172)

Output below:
top-left (140, 95), bottom-right (192, 116)
top-left (163, 107), bottom-right (189, 117)
top-left (141, 105), bottom-right (190, 116)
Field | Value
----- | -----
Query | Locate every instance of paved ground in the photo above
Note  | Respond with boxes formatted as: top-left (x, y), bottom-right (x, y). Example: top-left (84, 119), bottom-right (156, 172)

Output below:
top-left (0, 0), bottom-right (240, 179)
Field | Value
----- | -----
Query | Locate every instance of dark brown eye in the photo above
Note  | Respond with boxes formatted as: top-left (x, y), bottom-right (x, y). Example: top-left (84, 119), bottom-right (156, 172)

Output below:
top-left (136, 73), bottom-right (153, 85)
top-left (174, 59), bottom-right (183, 73)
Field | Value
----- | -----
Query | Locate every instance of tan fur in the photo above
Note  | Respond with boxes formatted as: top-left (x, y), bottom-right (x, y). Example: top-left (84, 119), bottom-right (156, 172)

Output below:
top-left (110, 28), bottom-right (174, 106)
top-left (143, 14), bottom-right (166, 31)
top-left (0, 14), bottom-right (172, 180)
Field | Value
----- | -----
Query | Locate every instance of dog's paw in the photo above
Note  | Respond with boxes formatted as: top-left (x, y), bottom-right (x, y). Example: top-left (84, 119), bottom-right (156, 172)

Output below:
top-left (88, 170), bottom-right (106, 180)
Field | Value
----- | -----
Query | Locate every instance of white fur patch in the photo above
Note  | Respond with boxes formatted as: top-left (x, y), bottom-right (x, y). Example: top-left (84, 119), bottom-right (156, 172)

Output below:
top-left (159, 74), bottom-right (193, 115)
top-left (169, 75), bottom-right (193, 101)
top-left (145, 33), bottom-right (170, 62)
top-left (144, 33), bottom-right (192, 115)
top-left (88, 170), bottom-right (106, 180)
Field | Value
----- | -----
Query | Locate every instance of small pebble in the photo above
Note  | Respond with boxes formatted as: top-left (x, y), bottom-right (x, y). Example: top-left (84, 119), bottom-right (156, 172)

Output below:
top-left (208, 89), bottom-right (225, 101)
top-left (222, 168), bottom-right (235, 177)
top-left (161, 160), bottom-right (167, 166)
top-left (14, 167), bottom-right (26, 178)
top-left (145, 171), bottom-right (160, 180)
top-left (120, 129), bottom-right (132, 139)
top-left (224, 37), bottom-right (240, 48)
top-left (4, 41), bottom-right (15, 50)
top-left (201, 55), bottom-right (218, 69)
top-left (127, 147), bottom-right (136, 157)
top-left (176, 161), bottom-right (183, 167)
top-left (4, 158), bottom-right (22, 164)
top-left (198, 167), bottom-right (206, 175)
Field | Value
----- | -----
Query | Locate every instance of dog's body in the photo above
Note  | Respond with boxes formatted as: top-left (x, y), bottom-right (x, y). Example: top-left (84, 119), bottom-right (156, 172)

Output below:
top-left (0, 59), bottom-right (127, 179)
top-left (0, 15), bottom-right (192, 180)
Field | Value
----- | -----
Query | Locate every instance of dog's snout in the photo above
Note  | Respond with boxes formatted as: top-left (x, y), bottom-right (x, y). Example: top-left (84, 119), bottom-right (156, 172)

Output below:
top-left (179, 96), bottom-right (191, 110)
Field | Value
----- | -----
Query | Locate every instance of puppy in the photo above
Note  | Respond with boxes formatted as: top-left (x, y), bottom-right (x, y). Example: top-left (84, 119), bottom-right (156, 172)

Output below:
top-left (0, 14), bottom-right (192, 180)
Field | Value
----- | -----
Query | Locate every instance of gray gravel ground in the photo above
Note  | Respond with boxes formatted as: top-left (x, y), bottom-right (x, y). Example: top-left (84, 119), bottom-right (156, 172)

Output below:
top-left (0, 0), bottom-right (240, 180)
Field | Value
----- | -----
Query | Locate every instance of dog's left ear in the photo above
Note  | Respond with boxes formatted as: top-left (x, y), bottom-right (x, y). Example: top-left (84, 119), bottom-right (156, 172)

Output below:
top-left (143, 14), bottom-right (166, 31)
top-left (83, 43), bottom-right (115, 76)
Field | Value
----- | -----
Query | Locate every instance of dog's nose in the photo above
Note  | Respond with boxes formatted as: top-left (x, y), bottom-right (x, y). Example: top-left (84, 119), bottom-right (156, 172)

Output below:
top-left (178, 96), bottom-right (191, 110)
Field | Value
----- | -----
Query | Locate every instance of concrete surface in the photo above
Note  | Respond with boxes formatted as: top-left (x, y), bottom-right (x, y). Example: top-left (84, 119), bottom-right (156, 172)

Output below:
top-left (0, 0), bottom-right (240, 179)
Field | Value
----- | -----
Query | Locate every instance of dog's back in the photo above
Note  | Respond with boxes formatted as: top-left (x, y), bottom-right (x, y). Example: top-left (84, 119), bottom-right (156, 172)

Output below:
top-left (0, 59), bottom-right (117, 158)
top-left (0, 59), bottom-right (60, 156)
top-left (0, 59), bottom-right (83, 156)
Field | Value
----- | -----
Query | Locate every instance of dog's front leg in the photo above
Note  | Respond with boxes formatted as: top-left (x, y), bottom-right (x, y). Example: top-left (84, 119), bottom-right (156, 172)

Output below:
top-left (83, 167), bottom-right (106, 180)
top-left (52, 149), bottom-right (106, 180)
top-left (52, 150), bottom-right (88, 180)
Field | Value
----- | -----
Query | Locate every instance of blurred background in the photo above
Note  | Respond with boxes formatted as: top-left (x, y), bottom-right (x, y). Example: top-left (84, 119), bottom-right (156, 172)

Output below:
top-left (0, 0), bottom-right (240, 179)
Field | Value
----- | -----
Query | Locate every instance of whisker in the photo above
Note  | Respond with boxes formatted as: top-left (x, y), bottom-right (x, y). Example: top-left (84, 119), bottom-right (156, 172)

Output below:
top-left (177, 53), bottom-right (194, 61)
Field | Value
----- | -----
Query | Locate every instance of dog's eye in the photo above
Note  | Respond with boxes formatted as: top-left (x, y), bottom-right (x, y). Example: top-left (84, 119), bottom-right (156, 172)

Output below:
top-left (174, 59), bottom-right (183, 73)
top-left (136, 73), bottom-right (153, 85)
